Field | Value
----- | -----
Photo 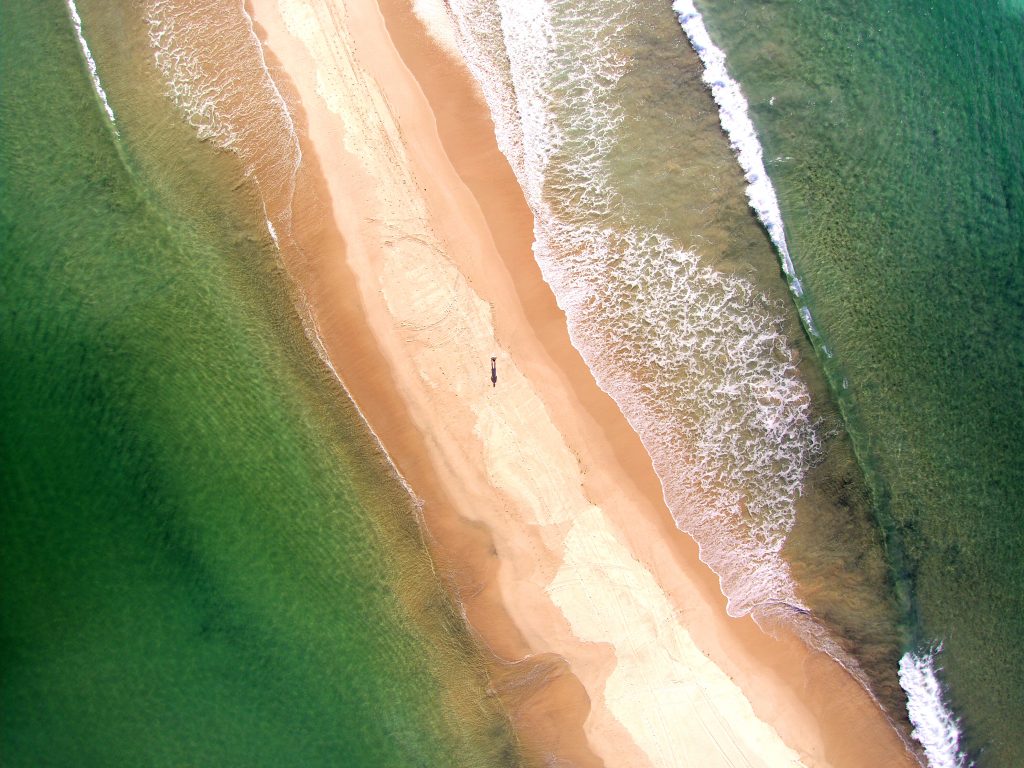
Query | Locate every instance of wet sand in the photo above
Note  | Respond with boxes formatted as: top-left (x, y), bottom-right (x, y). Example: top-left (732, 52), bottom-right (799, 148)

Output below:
top-left (246, 0), bottom-right (921, 765)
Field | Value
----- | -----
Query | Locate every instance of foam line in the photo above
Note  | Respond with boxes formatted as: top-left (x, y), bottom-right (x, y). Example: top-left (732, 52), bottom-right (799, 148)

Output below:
top-left (145, 0), bottom-right (301, 236)
top-left (443, 0), bottom-right (823, 628)
top-left (899, 648), bottom-right (970, 768)
top-left (671, 0), bottom-right (794, 284)
top-left (65, 0), bottom-right (119, 135)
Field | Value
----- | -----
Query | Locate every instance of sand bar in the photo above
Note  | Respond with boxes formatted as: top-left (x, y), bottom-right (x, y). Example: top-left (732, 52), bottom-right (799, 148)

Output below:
top-left (246, 0), bottom-right (921, 765)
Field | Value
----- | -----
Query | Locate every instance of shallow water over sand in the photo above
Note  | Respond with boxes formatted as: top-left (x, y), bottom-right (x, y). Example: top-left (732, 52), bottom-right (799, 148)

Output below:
top-left (1, 2), bottom-right (519, 764)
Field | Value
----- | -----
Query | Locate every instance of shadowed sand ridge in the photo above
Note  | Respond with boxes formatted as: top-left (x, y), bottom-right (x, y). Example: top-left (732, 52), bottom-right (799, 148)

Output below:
top-left (242, 0), bottom-right (922, 765)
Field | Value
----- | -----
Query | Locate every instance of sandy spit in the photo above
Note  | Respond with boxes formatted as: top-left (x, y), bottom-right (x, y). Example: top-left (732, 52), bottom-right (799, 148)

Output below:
top-left (246, 0), bottom-right (921, 765)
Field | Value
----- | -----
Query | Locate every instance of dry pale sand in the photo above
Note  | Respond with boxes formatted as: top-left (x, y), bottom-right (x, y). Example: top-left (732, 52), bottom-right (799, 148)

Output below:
top-left (246, 0), bottom-right (922, 765)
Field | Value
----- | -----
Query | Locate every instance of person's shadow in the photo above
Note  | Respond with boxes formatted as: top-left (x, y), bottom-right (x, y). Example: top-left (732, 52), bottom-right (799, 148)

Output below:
top-left (490, 356), bottom-right (497, 387)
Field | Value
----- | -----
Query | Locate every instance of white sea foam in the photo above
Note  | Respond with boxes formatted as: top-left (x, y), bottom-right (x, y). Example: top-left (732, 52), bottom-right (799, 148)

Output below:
top-left (441, 0), bottom-right (844, 654)
top-left (145, 0), bottom-right (301, 235)
top-left (671, 1), bottom-right (795, 279)
top-left (144, 1), bottom-right (432, 550)
top-left (669, 4), bottom-right (842, 371)
top-left (899, 647), bottom-right (970, 768)
top-left (65, 0), bottom-right (119, 134)
top-left (410, 0), bottom-right (463, 61)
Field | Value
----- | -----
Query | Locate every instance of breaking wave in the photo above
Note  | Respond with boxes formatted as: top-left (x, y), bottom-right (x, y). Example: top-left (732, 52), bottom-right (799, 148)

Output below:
top-left (899, 647), bottom-right (970, 768)
top-left (671, 0), bottom-right (833, 357)
top-left (66, 0), bottom-right (118, 134)
top-left (440, 0), bottom-right (837, 645)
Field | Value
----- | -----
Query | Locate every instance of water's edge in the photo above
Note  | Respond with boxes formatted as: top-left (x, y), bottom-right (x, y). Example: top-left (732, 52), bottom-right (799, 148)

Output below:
top-left (670, 2), bottom-right (966, 766)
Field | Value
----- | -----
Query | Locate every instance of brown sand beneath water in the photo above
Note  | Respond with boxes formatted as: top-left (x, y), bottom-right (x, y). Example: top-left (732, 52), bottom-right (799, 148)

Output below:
top-left (246, 0), bottom-right (921, 765)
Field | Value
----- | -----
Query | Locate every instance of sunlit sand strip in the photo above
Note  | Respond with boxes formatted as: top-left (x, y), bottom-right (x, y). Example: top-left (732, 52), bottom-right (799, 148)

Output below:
top-left (369, 116), bottom-right (803, 764)
top-left (247, 0), bottom-right (913, 766)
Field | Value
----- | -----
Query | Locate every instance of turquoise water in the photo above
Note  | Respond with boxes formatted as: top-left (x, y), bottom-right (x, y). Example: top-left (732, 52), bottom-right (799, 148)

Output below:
top-left (0, 2), bottom-right (518, 765)
top-left (690, 0), bottom-right (1024, 764)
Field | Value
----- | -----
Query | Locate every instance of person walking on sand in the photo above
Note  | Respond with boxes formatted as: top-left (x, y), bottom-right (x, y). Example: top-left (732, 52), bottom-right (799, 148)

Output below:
top-left (490, 356), bottom-right (497, 387)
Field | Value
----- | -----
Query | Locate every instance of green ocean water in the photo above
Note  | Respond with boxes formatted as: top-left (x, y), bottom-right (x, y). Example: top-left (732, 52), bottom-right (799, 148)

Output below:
top-left (693, 0), bottom-right (1024, 764)
top-left (0, 2), bottom-right (518, 765)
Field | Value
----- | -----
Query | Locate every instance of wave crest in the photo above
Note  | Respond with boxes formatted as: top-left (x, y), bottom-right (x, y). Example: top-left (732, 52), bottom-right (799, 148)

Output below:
top-left (442, 0), bottom-right (832, 638)
top-left (671, 0), bottom-right (798, 288)
top-left (899, 647), bottom-right (970, 768)
top-left (66, 0), bottom-right (119, 134)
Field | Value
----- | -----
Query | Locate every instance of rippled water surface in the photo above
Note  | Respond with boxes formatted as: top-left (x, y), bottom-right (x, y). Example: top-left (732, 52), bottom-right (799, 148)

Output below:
top-left (0, 2), bottom-right (518, 765)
